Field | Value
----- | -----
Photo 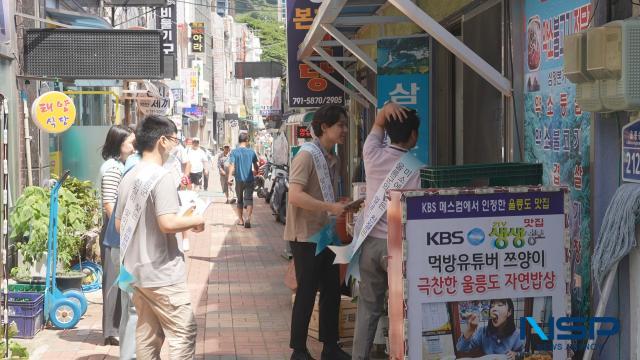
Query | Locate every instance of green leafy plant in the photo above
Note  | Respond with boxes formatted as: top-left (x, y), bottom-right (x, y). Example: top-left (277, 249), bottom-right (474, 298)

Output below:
top-left (57, 175), bottom-right (100, 230)
top-left (0, 322), bottom-right (29, 359)
top-left (9, 266), bottom-right (30, 282)
top-left (9, 185), bottom-right (89, 271)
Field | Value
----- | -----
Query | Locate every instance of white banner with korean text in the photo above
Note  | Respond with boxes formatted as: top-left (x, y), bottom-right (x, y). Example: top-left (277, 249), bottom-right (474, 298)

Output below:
top-left (402, 189), bottom-right (569, 360)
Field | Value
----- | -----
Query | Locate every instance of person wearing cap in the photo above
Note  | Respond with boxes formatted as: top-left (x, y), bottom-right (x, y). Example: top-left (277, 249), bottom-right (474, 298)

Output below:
top-left (227, 133), bottom-right (259, 228)
top-left (218, 144), bottom-right (233, 203)
top-left (187, 137), bottom-right (208, 191)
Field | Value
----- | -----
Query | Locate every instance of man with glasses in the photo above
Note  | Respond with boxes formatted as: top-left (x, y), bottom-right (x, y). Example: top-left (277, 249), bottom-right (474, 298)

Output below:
top-left (115, 115), bottom-right (205, 358)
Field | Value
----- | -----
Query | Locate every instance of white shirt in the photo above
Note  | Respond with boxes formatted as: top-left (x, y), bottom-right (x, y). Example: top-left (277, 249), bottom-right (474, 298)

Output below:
top-left (187, 147), bottom-right (208, 173)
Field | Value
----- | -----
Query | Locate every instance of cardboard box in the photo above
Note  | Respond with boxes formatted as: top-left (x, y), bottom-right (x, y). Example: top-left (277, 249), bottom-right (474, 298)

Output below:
top-left (292, 293), bottom-right (356, 340)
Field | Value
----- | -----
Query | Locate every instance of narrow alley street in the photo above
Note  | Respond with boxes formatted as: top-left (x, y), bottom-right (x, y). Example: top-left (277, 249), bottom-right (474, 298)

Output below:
top-left (18, 175), bottom-right (331, 360)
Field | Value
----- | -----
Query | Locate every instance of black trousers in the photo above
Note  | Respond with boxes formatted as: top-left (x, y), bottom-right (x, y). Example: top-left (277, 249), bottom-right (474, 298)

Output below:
top-left (289, 241), bottom-right (340, 350)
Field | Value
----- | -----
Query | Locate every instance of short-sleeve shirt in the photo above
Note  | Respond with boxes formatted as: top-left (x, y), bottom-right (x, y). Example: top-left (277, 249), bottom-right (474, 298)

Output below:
top-left (187, 148), bottom-right (208, 173)
top-left (283, 143), bottom-right (338, 242)
top-left (115, 161), bottom-right (183, 288)
top-left (218, 153), bottom-right (230, 175)
top-left (229, 146), bottom-right (258, 182)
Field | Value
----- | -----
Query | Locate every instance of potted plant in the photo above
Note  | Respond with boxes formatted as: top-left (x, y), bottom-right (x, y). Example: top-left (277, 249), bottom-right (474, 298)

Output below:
top-left (9, 179), bottom-right (97, 291)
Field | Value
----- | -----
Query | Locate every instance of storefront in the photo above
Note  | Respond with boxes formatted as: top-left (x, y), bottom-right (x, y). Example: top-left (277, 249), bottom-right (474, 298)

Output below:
top-left (291, 0), bottom-right (635, 358)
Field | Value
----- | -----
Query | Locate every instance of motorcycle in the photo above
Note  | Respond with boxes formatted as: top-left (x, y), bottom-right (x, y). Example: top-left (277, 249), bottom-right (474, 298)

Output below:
top-left (255, 158), bottom-right (269, 198)
top-left (270, 163), bottom-right (289, 224)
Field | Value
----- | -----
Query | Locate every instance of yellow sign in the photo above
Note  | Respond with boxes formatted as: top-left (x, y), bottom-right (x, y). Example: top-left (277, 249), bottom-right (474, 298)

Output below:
top-left (50, 151), bottom-right (62, 178)
top-left (31, 91), bottom-right (76, 134)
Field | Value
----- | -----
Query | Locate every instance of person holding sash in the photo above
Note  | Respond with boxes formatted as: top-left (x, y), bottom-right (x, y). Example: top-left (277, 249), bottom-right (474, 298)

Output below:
top-left (351, 103), bottom-right (422, 359)
top-left (115, 115), bottom-right (205, 359)
top-left (285, 104), bottom-right (350, 360)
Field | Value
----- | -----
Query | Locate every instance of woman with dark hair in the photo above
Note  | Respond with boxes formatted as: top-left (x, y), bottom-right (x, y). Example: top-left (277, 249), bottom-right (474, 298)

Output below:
top-left (456, 299), bottom-right (524, 359)
top-left (99, 125), bottom-right (135, 346)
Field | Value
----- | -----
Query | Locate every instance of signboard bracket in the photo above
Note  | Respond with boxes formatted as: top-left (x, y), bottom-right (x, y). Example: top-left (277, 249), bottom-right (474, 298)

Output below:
top-left (313, 46), bottom-right (377, 105)
top-left (302, 60), bottom-right (368, 106)
top-left (321, 24), bottom-right (377, 73)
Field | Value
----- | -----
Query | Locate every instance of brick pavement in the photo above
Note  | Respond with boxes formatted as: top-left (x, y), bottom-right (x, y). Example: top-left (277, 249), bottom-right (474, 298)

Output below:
top-left (17, 170), bottom-right (337, 360)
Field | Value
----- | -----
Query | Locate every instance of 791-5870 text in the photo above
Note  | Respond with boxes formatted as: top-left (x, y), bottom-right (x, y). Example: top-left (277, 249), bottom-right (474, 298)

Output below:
top-left (292, 96), bottom-right (343, 106)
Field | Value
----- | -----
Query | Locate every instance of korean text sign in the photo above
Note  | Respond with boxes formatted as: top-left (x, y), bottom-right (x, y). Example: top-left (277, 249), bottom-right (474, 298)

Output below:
top-left (402, 190), bottom-right (568, 359)
top-left (156, 2), bottom-right (176, 55)
top-left (190, 22), bottom-right (205, 53)
top-left (286, 0), bottom-right (344, 108)
top-left (376, 38), bottom-right (430, 164)
top-left (523, 0), bottom-right (592, 323)
top-left (31, 91), bottom-right (76, 134)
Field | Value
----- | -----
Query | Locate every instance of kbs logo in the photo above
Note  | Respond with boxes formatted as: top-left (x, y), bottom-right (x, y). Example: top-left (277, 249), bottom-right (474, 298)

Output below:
top-left (426, 231), bottom-right (464, 245)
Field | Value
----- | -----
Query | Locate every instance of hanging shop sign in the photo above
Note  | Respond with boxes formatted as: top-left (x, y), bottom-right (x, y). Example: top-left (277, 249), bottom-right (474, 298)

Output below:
top-left (137, 82), bottom-right (173, 116)
top-left (190, 22), bottom-right (205, 53)
top-left (156, 2), bottom-right (177, 78)
top-left (295, 124), bottom-right (312, 139)
top-left (31, 91), bottom-right (76, 134)
top-left (286, 0), bottom-right (344, 107)
top-left (622, 119), bottom-right (640, 183)
top-left (377, 38), bottom-right (430, 164)
top-left (523, 0), bottom-right (592, 324)
top-left (387, 188), bottom-right (569, 360)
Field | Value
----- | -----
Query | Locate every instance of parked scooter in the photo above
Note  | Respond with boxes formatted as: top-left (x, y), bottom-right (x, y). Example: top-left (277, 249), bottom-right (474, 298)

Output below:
top-left (270, 163), bottom-right (289, 224)
top-left (255, 157), bottom-right (268, 198)
top-left (263, 162), bottom-right (287, 204)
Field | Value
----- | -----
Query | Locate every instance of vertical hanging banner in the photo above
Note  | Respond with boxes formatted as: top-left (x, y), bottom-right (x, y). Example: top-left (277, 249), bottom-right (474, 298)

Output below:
top-left (156, 1), bottom-right (177, 78)
top-left (190, 22), bottom-right (205, 53)
top-left (286, 0), bottom-right (344, 107)
top-left (523, 0), bottom-right (592, 327)
top-left (387, 188), bottom-right (571, 360)
top-left (376, 38), bottom-right (430, 164)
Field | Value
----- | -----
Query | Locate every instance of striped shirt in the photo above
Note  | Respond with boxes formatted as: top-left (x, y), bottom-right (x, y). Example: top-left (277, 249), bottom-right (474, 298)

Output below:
top-left (100, 158), bottom-right (124, 207)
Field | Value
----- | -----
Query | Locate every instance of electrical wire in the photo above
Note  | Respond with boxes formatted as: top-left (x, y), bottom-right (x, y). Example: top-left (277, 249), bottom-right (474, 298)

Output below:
top-left (588, 0), bottom-right (600, 27)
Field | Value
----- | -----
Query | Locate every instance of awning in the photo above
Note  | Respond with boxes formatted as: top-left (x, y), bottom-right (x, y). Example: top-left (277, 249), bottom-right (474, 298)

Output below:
top-left (45, 8), bottom-right (113, 29)
top-left (297, 0), bottom-right (513, 105)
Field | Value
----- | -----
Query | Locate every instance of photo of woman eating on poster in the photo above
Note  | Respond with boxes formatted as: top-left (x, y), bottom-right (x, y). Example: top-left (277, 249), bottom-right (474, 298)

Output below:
top-left (456, 299), bottom-right (524, 360)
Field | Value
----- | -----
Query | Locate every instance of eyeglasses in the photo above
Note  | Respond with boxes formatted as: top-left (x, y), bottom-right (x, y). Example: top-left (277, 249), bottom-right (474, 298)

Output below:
top-left (164, 135), bottom-right (179, 143)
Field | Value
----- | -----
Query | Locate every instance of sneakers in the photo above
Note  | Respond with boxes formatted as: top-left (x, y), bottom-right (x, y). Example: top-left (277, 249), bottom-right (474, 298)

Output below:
top-left (290, 349), bottom-right (315, 360)
top-left (321, 344), bottom-right (350, 360)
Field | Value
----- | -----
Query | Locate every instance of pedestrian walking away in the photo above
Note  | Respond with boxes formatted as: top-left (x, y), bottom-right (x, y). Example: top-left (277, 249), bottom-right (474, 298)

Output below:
top-left (227, 132), bottom-right (259, 228)
top-left (218, 144), bottom-right (232, 203)
top-left (98, 124), bottom-right (136, 348)
top-left (284, 104), bottom-right (351, 360)
top-left (115, 115), bottom-right (205, 359)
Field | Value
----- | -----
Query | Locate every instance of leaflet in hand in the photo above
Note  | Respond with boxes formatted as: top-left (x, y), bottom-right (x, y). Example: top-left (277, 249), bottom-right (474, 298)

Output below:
top-left (178, 191), bottom-right (213, 216)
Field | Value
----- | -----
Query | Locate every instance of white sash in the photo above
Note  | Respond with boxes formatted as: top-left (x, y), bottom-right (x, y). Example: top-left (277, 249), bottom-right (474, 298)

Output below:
top-left (329, 152), bottom-right (423, 265)
top-left (299, 141), bottom-right (335, 203)
top-left (120, 164), bottom-right (169, 260)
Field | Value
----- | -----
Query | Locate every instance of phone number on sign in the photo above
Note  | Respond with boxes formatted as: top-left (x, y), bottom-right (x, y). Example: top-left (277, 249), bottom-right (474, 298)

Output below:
top-left (291, 97), bottom-right (343, 106)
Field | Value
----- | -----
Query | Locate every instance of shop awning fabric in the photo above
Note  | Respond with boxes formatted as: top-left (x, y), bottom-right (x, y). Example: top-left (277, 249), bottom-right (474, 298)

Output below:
top-left (297, 0), bottom-right (513, 106)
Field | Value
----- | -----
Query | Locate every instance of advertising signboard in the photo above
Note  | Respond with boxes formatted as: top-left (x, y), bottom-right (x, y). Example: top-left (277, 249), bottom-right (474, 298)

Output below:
top-left (286, 0), bottom-right (344, 107)
top-left (377, 38), bottom-right (430, 164)
top-left (523, 0), bottom-right (592, 326)
top-left (190, 22), bottom-right (205, 53)
top-left (387, 188), bottom-right (570, 359)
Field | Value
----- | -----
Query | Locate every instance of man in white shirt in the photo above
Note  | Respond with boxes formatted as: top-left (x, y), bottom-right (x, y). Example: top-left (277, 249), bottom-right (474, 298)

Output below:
top-left (187, 137), bottom-right (209, 191)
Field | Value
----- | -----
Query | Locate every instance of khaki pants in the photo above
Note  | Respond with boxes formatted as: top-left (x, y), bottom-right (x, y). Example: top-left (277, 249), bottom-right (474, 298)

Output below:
top-left (132, 283), bottom-right (196, 359)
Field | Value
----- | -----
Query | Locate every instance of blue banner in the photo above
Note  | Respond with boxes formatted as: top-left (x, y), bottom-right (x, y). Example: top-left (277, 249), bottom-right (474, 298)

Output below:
top-left (524, 0), bottom-right (592, 321)
top-left (377, 38), bottom-right (430, 164)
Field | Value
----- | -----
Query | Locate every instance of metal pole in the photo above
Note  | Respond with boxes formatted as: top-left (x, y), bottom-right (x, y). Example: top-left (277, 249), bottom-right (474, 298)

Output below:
top-left (2, 95), bottom-right (10, 359)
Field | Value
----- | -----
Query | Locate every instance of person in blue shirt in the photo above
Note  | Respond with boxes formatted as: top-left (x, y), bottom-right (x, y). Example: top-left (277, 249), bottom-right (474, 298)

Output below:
top-left (227, 132), bottom-right (259, 228)
top-left (456, 298), bottom-right (524, 360)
